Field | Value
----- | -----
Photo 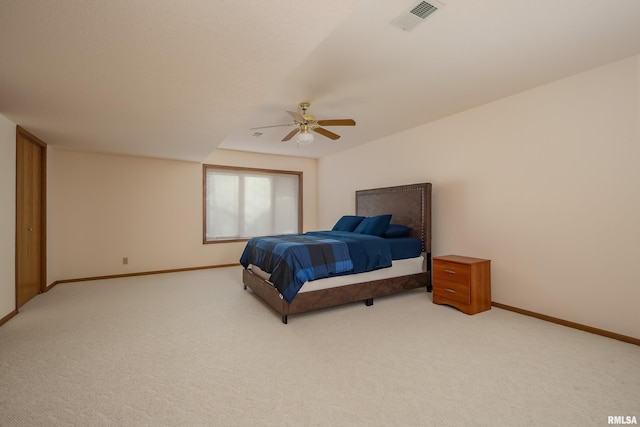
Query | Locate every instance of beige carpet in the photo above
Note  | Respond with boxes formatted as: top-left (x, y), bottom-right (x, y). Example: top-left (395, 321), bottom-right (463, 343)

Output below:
top-left (0, 266), bottom-right (638, 426)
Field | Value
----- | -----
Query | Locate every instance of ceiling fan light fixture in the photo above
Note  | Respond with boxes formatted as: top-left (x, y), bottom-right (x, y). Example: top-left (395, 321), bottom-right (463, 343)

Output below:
top-left (296, 126), bottom-right (314, 145)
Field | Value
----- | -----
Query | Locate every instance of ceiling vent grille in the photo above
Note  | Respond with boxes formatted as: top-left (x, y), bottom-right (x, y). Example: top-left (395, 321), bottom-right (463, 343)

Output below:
top-left (410, 1), bottom-right (438, 19)
top-left (391, 1), bottom-right (441, 32)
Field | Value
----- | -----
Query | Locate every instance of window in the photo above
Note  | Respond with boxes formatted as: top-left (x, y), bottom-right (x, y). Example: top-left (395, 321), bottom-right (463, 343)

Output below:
top-left (203, 165), bottom-right (302, 243)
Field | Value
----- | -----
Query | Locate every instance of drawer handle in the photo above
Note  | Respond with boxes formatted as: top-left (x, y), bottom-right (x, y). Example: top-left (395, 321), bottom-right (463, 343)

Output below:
top-left (444, 288), bottom-right (456, 293)
top-left (443, 269), bottom-right (456, 274)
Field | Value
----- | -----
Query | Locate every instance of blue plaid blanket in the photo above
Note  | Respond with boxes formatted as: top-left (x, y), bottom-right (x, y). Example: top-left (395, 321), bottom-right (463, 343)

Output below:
top-left (240, 231), bottom-right (392, 303)
top-left (240, 233), bottom-right (353, 303)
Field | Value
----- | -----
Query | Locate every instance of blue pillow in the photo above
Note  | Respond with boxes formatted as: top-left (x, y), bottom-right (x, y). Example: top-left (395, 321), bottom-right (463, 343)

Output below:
top-left (384, 224), bottom-right (412, 238)
top-left (332, 215), bottom-right (365, 232)
top-left (353, 214), bottom-right (392, 236)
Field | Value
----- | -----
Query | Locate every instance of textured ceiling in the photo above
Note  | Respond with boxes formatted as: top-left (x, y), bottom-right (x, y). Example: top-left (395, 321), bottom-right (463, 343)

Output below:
top-left (0, 0), bottom-right (359, 160)
top-left (2, 0), bottom-right (640, 161)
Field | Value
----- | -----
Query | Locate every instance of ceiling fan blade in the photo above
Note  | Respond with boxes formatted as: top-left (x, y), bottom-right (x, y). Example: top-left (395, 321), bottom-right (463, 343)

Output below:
top-left (282, 128), bottom-right (300, 142)
top-left (287, 111), bottom-right (304, 122)
top-left (313, 127), bottom-right (341, 140)
top-left (316, 119), bottom-right (356, 126)
top-left (250, 124), bottom-right (294, 130)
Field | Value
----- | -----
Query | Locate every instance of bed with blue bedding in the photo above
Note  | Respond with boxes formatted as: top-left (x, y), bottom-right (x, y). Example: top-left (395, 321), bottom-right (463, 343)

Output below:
top-left (241, 183), bottom-right (432, 323)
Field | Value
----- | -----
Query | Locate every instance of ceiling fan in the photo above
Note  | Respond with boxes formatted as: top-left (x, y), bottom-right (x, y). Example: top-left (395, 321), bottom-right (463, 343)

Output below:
top-left (250, 102), bottom-right (356, 145)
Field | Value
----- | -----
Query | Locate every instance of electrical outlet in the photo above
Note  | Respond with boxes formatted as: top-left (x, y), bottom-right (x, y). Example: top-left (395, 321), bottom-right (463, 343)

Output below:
top-left (123, 257), bottom-right (128, 265)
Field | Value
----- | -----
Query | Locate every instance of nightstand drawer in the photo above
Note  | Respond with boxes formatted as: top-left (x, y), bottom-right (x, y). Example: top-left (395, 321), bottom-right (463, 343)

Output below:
top-left (433, 260), bottom-right (470, 285)
top-left (433, 279), bottom-right (470, 305)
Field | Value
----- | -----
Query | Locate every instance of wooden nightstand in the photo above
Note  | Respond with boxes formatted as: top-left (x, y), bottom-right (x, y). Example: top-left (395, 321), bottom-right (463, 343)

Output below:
top-left (432, 255), bottom-right (491, 315)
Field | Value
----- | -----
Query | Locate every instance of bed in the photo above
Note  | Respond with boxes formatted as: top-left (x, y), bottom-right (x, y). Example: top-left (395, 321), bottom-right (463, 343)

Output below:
top-left (241, 182), bottom-right (432, 323)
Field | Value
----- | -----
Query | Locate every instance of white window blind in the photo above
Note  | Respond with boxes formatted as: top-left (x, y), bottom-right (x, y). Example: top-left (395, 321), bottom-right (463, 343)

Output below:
top-left (204, 166), bottom-right (300, 241)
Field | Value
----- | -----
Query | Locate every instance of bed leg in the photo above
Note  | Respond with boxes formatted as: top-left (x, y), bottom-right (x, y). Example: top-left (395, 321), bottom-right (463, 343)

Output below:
top-left (282, 315), bottom-right (288, 324)
top-left (364, 298), bottom-right (374, 306)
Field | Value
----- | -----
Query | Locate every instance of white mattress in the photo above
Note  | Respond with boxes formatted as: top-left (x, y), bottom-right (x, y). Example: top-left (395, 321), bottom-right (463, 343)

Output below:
top-left (248, 255), bottom-right (425, 293)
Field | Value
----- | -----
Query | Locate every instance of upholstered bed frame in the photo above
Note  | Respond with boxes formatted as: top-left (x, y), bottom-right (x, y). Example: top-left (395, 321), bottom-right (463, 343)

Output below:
top-left (242, 182), bottom-right (432, 323)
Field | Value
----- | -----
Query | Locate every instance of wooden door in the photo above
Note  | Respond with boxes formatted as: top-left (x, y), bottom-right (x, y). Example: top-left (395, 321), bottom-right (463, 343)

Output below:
top-left (16, 126), bottom-right (46, 308)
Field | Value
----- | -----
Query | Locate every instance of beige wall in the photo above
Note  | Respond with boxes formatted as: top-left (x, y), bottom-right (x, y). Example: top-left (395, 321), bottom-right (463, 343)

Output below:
top-left (0, 115), bottom-right (16, 319)
top-left (318, 55), bottom-right (640, 339)
top-left (47, 148), bottom-right (317, 284)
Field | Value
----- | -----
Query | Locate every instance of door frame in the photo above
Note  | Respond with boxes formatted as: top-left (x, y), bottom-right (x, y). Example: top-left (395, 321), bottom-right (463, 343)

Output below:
top-left (15, 126), bottom-right (47, 309)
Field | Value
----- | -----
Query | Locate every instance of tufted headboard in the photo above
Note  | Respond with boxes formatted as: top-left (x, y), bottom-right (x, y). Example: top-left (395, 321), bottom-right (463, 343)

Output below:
top-left (355, 183), bottom-right (432, 255)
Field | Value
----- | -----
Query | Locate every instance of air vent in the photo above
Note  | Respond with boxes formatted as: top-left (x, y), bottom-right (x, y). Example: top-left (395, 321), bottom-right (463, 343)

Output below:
top-left (391, 1), bottom-right (441, 32)
top-left (251, 132), bottom-right (263, 137)
top-left (410, 1), bottom-right (438, 19)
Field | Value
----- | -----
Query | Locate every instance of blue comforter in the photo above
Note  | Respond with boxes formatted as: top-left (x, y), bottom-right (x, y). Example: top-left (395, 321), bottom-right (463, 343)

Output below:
top-left (240, 231), bottom-right (392, 303)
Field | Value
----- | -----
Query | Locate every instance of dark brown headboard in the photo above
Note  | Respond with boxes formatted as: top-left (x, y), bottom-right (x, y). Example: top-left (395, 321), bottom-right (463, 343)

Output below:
top-left (355, 183), bottom-right (432, 254)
